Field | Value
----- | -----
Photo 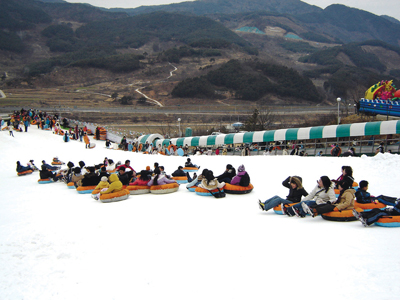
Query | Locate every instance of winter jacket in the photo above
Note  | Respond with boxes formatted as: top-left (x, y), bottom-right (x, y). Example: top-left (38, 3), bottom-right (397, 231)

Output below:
top-left (100, 174), bottom-right (123, 194)
top-left (80, 172), bottom-right (100, 186)
top-left (334, 189), bottom-right (356, 211)
top-left (230, 171), bottom-right (250, 186)
top-left (302, 183), bottom-right (336, 205)
top-left (172, 169), bottom-right (186, 177)
top-left (39, 169), bottom-right (56, 180)
top-left (283, 176), bottom-right (308, 203)
top-left (130, 178), bottom-right (150, 186)
top-left (95, 181), bottom-right (110, 190)
top-left (118, 172), bottom-right (131, 185)
top-left (355, 188), bottom-right (373, 203)
top-left (147, 175), bottom-right (176, 186)
top-left (16, 164), bottom-right (31, 172)
top-left (217, 168), bottom-right (236, 182)
top-left (83, 135), bottom-right (90, 145)
top-left (199, 178), bottom-right (225, 191)
top-left (71, 173), bottom-right (84, 183)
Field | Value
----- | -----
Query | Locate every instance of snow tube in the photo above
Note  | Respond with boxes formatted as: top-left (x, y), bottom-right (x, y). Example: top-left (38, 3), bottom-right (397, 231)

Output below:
top-left (331, 147), bottom-right (342, 156)
top-left (89, 143), bottom-right (96, 149)
top-left (99, 189), bottom-right (130, 203)
top-left (172, 176), bottom-right (188, 184)
top-left (126, 185), bottom-right (151, 195)
top-left (187, 186), bottom-right (197, 192)
top-left (150, 183), bottom-right (179, 194)
top-left (354, 201), bottom-right (386, 211)
top-left (168, 144), bottom-right (177, 152)
top-left (321, 208), bottom-right (363, 221)
top-left (195, 186), bottom-right (224, 196)
top-left (183, 167), bottom-right (198, 172)
top-left (67, 182), bottom-right (76, 189)
top-left (17, 170), bottom-right (33, 176)
top-left (273, 202), bottom-right (297, 215)
top-left (51, 161), bottom-right (63, 165)
top-left (76, 186), bottom-right (96, 194)
top-left (38, 178), bottom-right (53, 184)
top-left (177, 148), bottom-right (184, 156)
top-left (334, 182), bottom-right (359, 195)
top-left (224, 183), bottom-right (254, 194)
top-left (375, 215), bottom-right (400, 227)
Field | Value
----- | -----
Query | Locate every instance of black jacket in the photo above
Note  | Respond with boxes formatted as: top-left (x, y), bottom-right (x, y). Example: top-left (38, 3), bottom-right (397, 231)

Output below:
top-left (172, 169), bottom-right (186, 177)
top-left (81, 172), bottom-right (100, 186)
top-left (282, 176), bottom-right (308, 203)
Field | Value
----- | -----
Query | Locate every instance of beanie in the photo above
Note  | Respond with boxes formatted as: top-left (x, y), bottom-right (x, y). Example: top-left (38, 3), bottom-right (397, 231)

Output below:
top-left (238, 165), bottom-right (245, 172)
top-left (101, 176), bottom-right (108, 182)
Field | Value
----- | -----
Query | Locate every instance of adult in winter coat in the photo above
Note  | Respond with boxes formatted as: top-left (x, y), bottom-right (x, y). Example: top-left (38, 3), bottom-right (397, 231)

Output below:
top-left (172, 166), bottom-right (186, 177)
top-left (302, 179), bottom-right (355, 217)
top-left (71, 167), bottom-right (84, 186)
top-left (259, 176), bottom-right (308, 212)
top-left (39, 165), bottom-right (63, 181)
top-left (185, 158), bottom-right (199, 168)
top-left (100, 173), bottom-right (122, 195)
top-left (230, 164), bottom-right (250, 187)
top-left (130, 170), bottom-right (151, 186)
top-left (331, 165), bottom-right (354, 189)
top-left (79, 167), bottom-right (100, 186)
top-left (198, 170), bottom-right (225, 191)
top-left (147, 168), bottom-right (176, 186)
top-left (216, 164), bottom-right (236, 183)
top-left (283, 176), bottom-right (336, 217)
top-left (186, 169), bottom-right (208, 190)
top-left (16, 161), bottom-right (33, 173)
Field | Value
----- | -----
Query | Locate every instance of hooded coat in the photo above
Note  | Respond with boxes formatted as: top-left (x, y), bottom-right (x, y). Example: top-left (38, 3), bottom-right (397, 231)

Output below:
top-left (283, 176), bottom-right (308, 203)
top-left (100, 174), bottom-right (123, 194)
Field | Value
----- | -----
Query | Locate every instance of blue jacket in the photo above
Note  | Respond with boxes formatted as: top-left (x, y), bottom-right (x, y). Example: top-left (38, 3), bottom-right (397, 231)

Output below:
top-left (355, 188), bottom-right (372, 203)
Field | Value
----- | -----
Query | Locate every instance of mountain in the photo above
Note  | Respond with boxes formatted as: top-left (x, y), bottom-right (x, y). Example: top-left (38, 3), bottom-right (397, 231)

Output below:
top-left (2, 0), bottom-right (400, 107)
top-left (107, 0), bottom-right (322, 16)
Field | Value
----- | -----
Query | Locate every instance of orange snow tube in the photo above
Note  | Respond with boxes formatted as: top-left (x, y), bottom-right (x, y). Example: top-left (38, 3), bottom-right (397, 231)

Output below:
top-left (150, 183), bottom-right (180, 194)
top-left (224, 183), bottom-right (254, 194)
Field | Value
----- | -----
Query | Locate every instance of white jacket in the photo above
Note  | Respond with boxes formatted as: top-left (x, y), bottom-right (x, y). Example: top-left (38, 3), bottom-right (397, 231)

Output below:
top-left (302, 183), bottom-right (336, 205)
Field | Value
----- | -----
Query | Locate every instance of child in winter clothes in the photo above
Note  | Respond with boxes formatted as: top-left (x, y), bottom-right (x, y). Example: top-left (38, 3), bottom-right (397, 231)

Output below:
top-left (259, 176), bottom-right (308, 212)
top-left (230, 164), bottom-right (250, 187)
top-left (284, 176), bottom-right (336, 217)
top-left (355, 180), bottom-right (398, 206)
top-left (95, 176), bottom-right (110, 190)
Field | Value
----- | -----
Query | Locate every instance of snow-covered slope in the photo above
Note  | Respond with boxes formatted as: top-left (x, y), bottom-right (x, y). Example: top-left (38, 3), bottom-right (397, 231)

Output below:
top-left (1, 127), bottom-right (399, 300)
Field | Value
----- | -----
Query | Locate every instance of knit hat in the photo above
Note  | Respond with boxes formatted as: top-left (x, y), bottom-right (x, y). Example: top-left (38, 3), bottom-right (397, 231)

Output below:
top-left (238, 164), bottom-right (245, 172)
top-left (146, 166), bottom-right (150, 171)
top-left (226, 164), bottom-right (233, 169)
top-left (101, 176), bottom-right (108, 182)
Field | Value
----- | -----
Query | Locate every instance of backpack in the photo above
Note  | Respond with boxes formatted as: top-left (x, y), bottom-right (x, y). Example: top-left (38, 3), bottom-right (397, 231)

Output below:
top-left (239, 173), bottom-right (250, 187)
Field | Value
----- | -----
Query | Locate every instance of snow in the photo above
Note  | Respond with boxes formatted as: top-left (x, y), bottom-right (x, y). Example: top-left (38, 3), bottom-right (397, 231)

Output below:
top-left (1, 126), bottom-right (399, 300)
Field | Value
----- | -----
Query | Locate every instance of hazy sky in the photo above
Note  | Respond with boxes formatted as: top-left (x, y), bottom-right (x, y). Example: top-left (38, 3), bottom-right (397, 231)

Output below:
top-left (65, 0), bottom-right (400, 19)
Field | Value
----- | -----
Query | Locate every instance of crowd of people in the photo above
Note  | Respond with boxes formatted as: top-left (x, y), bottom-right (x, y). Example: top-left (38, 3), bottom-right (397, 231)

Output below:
top-left (17, 154), bottom-right (252, 200)
top-left (258, 165), bottom-right (399, 226)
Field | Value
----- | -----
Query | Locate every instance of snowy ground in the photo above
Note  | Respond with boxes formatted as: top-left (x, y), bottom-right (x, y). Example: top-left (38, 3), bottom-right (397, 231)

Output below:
top-left (1, 126), bottom-right (399, 300)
